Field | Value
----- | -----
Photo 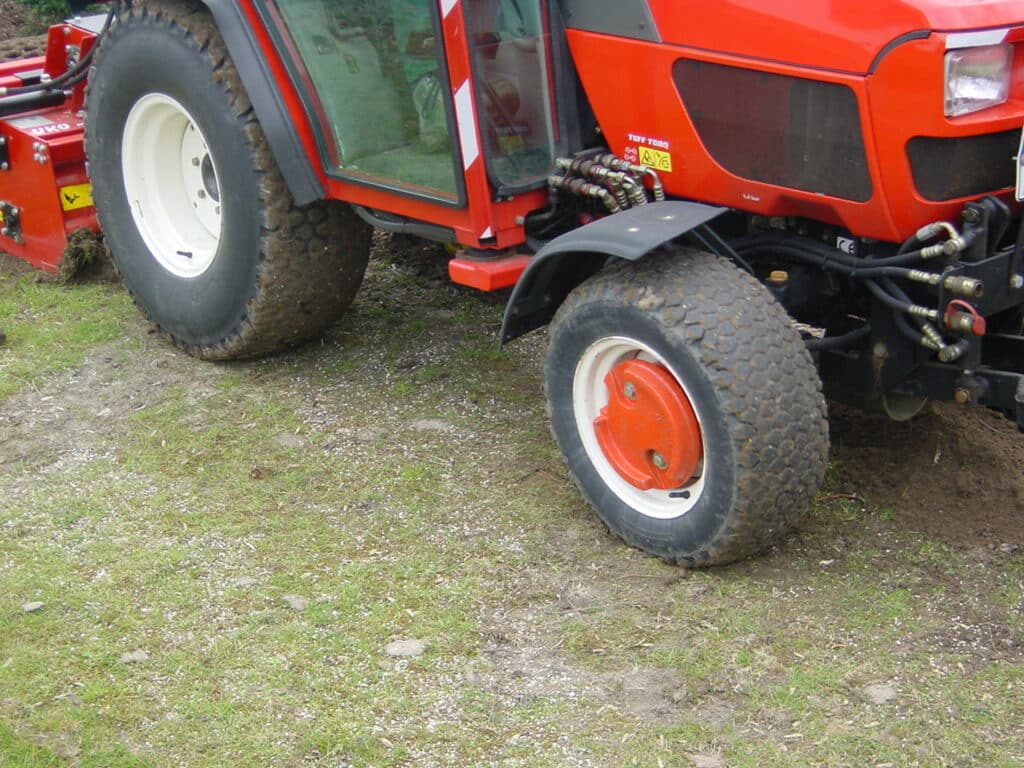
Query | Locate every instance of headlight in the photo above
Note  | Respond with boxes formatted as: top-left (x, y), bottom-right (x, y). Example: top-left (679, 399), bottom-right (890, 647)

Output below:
top-left (944, 44), bottom-right (1013, 117)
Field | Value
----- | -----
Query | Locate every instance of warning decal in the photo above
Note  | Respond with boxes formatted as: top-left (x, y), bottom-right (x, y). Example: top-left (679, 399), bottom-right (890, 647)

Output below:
top-left (60, 183), bottom-right (94, 212)
top-left (639, 147), bottom-right (673, 173)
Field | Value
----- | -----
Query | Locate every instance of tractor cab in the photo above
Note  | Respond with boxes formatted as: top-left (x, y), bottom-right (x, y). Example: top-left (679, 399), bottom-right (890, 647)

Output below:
top-left (263, 0), bottom-right (560, 262)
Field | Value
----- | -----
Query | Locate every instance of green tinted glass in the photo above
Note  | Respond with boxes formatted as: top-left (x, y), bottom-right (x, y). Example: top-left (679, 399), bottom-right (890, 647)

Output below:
top-left (465, 0), bottom-right (557, 187)
top-left (272, 0), bottom-right (460, 199)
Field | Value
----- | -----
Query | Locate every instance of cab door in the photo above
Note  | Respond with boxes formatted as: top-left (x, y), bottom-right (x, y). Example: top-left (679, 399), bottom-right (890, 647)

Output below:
top-left (463, 0), bottom-right (559, 194)
top-left (265, 0), bottom-right (464, 203)
top-left (254, 0), bottom-right (559, 249)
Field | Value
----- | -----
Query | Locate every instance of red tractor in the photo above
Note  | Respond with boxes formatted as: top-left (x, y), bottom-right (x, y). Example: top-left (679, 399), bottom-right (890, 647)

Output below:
top-left (1, 0), bottom-right (1022, 565)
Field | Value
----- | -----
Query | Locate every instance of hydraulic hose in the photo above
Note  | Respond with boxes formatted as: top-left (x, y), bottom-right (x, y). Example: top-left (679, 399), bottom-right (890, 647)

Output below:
top-left (804, 325), bottom-right (871, 351)
top-left (863, 278), bottom-right (938, 321)
top-left (735, 233), bottom-right (956, 269)
top-left (689, 226), bottom-right (755, 275)
top-left (736, 242), bottom-right (982, 297)
top-left (0, 1), bottom-right (122, 98)
top-left (736, 234), bottom-right (963, 356)
top-left (593, 153), bottom-right (666, 202)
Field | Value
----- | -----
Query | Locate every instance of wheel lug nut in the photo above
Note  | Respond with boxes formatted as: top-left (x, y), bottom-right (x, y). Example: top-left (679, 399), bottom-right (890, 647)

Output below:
top-left (192, 157), bottom-right (200, 166)
top-left (197, 190), bottom-right (206, 199)
top-left (651, 452), bottom-right (669, 471)
top-left (623, 382), bottom-right (637, 400)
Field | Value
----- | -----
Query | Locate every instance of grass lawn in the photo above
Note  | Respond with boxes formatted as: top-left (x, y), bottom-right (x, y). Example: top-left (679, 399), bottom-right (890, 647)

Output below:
top-left (1, 249), bottom-right (1022, 767)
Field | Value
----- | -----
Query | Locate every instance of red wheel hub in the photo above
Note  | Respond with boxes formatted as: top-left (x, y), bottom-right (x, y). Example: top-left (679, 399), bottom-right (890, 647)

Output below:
top-left (593, 359), bottom-right (702, 491)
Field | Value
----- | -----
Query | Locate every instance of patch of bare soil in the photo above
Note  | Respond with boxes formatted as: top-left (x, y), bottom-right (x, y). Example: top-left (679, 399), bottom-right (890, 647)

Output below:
top-left (0, 0), bottom-right (47, 59)
top-left (830, 401), bottom-right (1023, 551)
top-left (0, 330), bottom-right (224, 477)
top-left (380, 222), bottom-right (1024, 554)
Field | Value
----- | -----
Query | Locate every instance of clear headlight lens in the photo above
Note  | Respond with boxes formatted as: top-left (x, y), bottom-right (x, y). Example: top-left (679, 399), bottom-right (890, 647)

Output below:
top-left (944, 44), bottom-right (1013, 117)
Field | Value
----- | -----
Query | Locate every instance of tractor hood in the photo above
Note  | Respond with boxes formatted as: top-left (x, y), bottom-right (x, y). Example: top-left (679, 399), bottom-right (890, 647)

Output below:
top-left (649, 0), bottom-right (1024, 73)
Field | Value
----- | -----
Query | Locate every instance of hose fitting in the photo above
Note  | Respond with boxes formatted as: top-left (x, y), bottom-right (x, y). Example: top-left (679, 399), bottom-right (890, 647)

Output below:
top-left (944, 300), bottom-right (986, 336)
top-left (920, 321), bottom-right (945, 348)
top-left (907, 304), bottom-right (940, 321)
top-left (548, 175), bottom-right (622, 213)
top-left (938, 340), bottom-right (971, 363)
top-left (943, 275), bottom-right (985, 298)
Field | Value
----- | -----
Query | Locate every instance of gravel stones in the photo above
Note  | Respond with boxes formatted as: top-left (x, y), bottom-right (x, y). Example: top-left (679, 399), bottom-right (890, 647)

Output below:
top-left (385, 639), bottom-right (428, 658)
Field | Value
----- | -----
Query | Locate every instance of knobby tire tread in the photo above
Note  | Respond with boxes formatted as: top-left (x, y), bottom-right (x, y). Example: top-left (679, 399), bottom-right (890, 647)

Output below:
top-left (86, 0), bottom-right (371, 360)
top-left (550, 249), bottom-right (829, 566)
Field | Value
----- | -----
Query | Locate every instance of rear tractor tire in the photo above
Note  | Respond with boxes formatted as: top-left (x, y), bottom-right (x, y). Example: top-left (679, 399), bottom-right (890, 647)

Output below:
top-left (85, 0), bottom-right (371, 360)
top-left (545, 249), bottom-right (829, 566)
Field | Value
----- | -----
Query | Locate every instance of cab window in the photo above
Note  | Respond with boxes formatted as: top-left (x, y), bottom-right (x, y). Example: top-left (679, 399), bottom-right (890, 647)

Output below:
top-left (465, 0), bottom-right (557, 189)
top-left (271, 0), bottom-right (461, 200)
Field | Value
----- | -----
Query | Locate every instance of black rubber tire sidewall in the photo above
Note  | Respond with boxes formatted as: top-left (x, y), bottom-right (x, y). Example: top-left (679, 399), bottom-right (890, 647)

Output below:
top-left (87, 19), bottom-right (263, 348)
top-left (546, 303), bottom-right (738, 561)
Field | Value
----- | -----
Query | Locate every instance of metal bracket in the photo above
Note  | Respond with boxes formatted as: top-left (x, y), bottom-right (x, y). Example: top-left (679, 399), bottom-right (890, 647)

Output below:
top-left (0, 135), bottom-right (9, 172)
top-left (0, 200), bottom-right (24, 244)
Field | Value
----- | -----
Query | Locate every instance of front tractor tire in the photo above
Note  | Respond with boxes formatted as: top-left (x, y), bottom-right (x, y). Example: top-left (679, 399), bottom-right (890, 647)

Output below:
top-left (545, 249), bottom-right (829, 566)
top-left (85, 0), bottom-right (371, 360)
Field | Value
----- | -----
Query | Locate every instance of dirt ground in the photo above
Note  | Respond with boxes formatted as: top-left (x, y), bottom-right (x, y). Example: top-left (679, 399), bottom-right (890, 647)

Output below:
top-left (3, 235), bottom-right (1021, 765)
top-left (0, 0), bottom-right (35, 38)
top-left (831, 401), bottom-right (1023, 552)
top-left (0, 3), bottom-right (1018, 556)
top-left (355, 238), bottom-right (1024, 554)
top-left (0, 9), bottom-right (1021, 763)
top-left (0, 0), bottom-right (47, 59)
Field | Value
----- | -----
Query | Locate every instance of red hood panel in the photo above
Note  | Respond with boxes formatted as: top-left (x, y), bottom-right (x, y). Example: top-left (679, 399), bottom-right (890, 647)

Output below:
top-left (648, 0), bottom-right (1024, 73)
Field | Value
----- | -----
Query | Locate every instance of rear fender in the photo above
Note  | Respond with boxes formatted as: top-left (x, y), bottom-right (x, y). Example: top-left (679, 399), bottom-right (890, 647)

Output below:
top-left (501, 202), bottom-right (725, 343)
top-left (199, 0), bottom-right (323, 205)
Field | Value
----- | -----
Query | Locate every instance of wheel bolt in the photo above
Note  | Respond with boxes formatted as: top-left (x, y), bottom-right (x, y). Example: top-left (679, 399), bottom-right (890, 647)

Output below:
top-left (651, 452), bottom-right (669, 471)
top-left (623, 382), bottom-right (637, 400)
top-left (192, 157), bottom-right (200, 167)
top-left (197, 190), bottom-right (206, 199)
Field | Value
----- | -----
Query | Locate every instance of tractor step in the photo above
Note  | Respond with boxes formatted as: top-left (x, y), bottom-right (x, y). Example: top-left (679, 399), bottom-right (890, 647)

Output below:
top-left (448, 253), bottom-right (530, 291)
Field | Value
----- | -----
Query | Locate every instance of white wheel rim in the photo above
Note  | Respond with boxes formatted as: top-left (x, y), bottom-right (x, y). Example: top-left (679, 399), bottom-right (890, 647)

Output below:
top-left (122, 93), bottom-right (222, 278)
top-left (573, 336), bottom-right (708, 520)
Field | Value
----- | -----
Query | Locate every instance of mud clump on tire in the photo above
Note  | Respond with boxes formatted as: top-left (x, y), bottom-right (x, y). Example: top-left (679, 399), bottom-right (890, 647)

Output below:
top-left (58, 229), bottom-right (118, 284)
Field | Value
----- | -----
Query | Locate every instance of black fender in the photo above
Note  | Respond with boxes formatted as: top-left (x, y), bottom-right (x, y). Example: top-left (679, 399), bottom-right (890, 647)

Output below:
top-left (199, 0), bottom-right (323, 206)
top-left (500, 201), bottom-right (725, 343)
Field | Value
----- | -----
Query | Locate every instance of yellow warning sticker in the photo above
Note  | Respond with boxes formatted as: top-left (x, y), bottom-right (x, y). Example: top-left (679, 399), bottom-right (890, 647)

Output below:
top-left (59, 183), bottom-right (93, 212)
top-left (0, 209), bottom-right (4, 224)
top-left (639, 147), bottom-right (673, 173)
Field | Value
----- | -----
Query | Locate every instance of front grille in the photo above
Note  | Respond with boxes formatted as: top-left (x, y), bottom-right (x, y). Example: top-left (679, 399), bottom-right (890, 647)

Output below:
top-left (907, 130), bottom-right (1018, 202)
top-left (673, 59), bottom-right (873, 202)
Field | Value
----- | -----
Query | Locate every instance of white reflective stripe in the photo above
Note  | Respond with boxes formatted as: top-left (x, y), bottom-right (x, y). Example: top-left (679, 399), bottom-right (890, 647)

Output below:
top-left (481, 227), bottom-right (493, 239)
top-left (946, 29), bottom-right (1009, 49)
top-left (439, 0), bottom-right (458, 19)
top-left (454, 81), bottom-right (480, 170)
